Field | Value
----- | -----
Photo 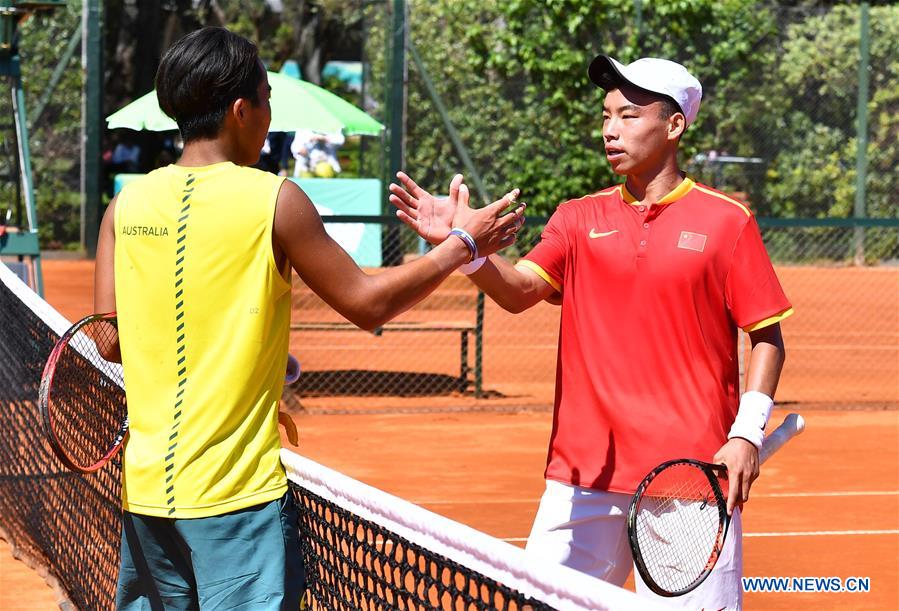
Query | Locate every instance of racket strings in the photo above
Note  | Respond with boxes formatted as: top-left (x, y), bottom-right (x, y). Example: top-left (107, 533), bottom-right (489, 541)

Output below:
top-left (48, 319), bottom-right (127, 469)
top-left (634, 464), bottom-right (726, 593)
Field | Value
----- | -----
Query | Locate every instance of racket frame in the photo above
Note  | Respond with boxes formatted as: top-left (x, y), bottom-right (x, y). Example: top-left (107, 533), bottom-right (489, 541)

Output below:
top-left (39, 312), bottom-right (129, 473)
top-left (628, 458), bottom-right (730, 597)
top-left (627, 413), bottom-right (806, 597)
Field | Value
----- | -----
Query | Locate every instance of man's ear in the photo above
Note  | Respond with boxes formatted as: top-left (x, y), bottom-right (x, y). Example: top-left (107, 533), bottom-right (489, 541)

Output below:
top-left (231, 97), bottom-right (248, 125)
top-left (668, 113), bottom-right (687, 141)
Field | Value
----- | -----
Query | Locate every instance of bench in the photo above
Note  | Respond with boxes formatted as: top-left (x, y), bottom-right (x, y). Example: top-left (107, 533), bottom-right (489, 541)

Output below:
top-left (290, 293), bottom-right (485, 397)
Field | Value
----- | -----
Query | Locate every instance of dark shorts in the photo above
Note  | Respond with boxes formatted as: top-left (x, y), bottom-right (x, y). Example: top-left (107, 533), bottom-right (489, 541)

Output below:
top-left (116, 493), bottom-right (304, 610)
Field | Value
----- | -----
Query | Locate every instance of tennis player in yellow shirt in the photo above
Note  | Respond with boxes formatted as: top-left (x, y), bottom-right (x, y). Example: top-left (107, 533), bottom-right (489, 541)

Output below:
top-left (93, 26), bottom-right (524, 610)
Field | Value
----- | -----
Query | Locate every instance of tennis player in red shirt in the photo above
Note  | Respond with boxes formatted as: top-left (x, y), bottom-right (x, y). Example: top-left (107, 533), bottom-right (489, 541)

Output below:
top-left (390, 54), bottom-right (792, 609)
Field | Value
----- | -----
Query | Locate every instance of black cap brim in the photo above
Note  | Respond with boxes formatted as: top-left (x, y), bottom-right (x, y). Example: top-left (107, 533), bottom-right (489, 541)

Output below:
top-left (588, 55), bottom-right (625, 90)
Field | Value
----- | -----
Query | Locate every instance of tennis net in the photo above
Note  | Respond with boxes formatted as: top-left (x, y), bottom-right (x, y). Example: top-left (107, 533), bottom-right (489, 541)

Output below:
top-left (0, 262), bottom-right (658, 610)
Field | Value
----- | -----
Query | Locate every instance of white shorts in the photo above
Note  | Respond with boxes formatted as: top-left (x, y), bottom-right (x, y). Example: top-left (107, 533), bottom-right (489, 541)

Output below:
top-left (525, 479), bottom-right (743, 610)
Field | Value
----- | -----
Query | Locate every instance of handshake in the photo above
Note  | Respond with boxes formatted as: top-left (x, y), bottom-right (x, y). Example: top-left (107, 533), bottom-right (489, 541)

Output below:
top-left (388, 172), bottom-right (526, 270)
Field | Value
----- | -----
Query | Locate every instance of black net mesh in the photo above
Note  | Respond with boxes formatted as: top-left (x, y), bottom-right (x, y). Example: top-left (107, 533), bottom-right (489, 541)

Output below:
top-left (0, 270), bottom-right (122, 610)
top-left (292, 485), bottom-right (552, 611)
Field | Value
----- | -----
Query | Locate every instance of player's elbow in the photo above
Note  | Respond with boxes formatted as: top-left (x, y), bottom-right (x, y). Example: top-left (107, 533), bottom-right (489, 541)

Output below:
top-left (342, 298), bottom-right (391, 331)
top-left (339, 307), bottom-right (380, 332)
top-left (491, 286), bottom-right (549, 314)
top-left (500, 299), bottom-right (531, 314)
top-left (768, 329), bottom-right (787, 370)
top-left (352, 316), bottom-right (382, 333)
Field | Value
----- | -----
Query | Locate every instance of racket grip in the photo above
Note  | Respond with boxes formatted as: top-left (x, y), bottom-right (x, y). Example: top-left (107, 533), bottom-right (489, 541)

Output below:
top-left (759, 413), bottom-right (805, 465)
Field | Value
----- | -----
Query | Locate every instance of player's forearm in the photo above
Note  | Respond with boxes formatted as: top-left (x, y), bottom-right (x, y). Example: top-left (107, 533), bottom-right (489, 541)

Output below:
top-left (348, 237), bottom-right (472, 330)
top-left (93, 199), bottom-right (117, 316)
top-left (744, 323), bottom-right (786, 398)
top-left (467, 256), bottom-right (549, 313)
top-left (93, 200), bottom-right (121, 362)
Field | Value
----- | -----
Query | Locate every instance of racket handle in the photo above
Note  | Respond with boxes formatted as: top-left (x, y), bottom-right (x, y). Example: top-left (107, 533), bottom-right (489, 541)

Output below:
top-left (759, 413), bottom-right (805, 465)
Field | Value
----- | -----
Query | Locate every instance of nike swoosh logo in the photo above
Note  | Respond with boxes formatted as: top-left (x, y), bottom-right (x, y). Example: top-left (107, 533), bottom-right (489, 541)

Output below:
top-left (589, 229), bottom-right (619, 238)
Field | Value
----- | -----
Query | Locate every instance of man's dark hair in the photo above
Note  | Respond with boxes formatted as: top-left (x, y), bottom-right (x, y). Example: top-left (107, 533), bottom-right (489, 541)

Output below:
top-left (657, 96), bottom-right (684, 123)
top-left (156, 27), bottom-right (263, 142)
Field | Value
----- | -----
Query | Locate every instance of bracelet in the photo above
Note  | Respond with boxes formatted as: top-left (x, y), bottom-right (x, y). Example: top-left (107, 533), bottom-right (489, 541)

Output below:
top-left (459, 256), bottom-right (486, 275)
top-left (448, 227), bottom-right (478, 263)
top-left (727, 391), bottom-right (774, 450)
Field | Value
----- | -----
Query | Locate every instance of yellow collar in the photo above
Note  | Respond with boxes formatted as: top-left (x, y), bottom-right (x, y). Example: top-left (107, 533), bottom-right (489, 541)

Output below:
top-left (621, 177), bottom-right (695, 206)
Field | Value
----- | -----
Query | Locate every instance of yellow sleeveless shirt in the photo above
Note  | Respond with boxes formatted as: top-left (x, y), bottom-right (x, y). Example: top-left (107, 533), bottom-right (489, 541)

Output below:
top-left (114, 162), bottom-right (290, 518)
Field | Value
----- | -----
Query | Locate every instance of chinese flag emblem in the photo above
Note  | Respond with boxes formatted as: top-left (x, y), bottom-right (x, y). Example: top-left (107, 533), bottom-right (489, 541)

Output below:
top-left (677, 231), bottom-right (707, 253)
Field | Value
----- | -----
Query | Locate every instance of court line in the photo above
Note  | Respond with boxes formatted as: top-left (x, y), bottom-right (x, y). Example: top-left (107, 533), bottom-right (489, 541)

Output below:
top-left (743, 530), bottom-right (899, 538)
top-left (415, 491), bottom-right (899, 505)
top-left (296, 344), bottom-right (561, 351)
top-left (755, 490), bottom-right (899, 498)
top-left (298, 344), bottom-right (897, 351)
top-left (786, 331), bottom-right (899, 338)
top-left (785, 345), bottom-right (897, 351)
top-left (499, 530), bottom-right (899, 543)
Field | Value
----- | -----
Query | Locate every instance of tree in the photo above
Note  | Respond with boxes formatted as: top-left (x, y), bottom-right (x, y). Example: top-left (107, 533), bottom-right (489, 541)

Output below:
top-left (6, 0), bottom-right (366, 249)
top-left (4, 0), bottom-right (895, 255)
top-left (0, 4), bottom-right (83, 248)
top-left (397, 0), bottom-right (782, 216)
top-left (761, 4), bottom-right (897, 221)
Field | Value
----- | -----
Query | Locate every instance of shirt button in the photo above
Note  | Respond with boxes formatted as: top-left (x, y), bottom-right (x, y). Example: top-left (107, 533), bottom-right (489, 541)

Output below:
top-left (638, 206), bottom-right (645, 212)
top-left (643, 223), bottom-right (650, 229)
top-left (640, 240), bottom-right (647, 246)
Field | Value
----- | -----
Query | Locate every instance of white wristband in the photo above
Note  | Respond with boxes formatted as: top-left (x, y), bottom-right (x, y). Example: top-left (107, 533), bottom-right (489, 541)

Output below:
top-left (727, 391), bottom-right (774, 450)
top-left (459, 256), bottom-right (486, 275)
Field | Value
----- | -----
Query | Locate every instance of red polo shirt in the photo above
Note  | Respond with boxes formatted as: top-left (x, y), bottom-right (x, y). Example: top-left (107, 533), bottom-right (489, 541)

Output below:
top-left (520, 177), bottom-right (792, 494)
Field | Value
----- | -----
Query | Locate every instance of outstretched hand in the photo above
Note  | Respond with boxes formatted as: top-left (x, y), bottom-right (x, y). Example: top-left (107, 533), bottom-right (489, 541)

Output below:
top-left (389, 172), bottom-right (523, 247)
top-left (389, 170), bottom-right (526, 259)
top-left (389, 172), bottom-right (463, 244)
top-left (459, 194), bottom-right (526, 259)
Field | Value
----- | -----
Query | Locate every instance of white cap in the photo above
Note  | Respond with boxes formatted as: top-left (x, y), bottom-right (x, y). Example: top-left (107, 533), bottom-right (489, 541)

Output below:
top-left (588, 55), bottom-right (703, 126)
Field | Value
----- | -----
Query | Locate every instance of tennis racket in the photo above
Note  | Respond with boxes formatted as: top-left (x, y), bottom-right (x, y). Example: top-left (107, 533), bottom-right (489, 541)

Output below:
top-left (628, 413), bottom-right (805, 597)
top-left (40, 312), bottom-right (303, 472)
top-left (39, 312), bottom-right (128, 473)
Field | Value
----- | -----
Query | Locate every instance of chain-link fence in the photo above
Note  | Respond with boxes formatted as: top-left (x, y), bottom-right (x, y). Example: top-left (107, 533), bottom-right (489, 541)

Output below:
top-left (283, 2), bottom-right (897, 412)
top-left (757, 222), bottom-right (898, 406)
top-left (4, 2), bottom-right (895, 412)
top-left (284, 218), bottom-right (898, 413)
top-left (353, 3), bottom-right (896, 220)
